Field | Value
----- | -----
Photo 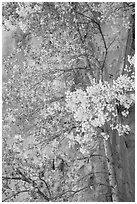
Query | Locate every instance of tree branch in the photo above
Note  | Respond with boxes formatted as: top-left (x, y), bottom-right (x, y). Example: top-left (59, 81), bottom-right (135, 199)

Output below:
top-left (8, 168), bottom-right (50, 201)
top-left (2, 176), bottom-right (22, 181)
top-left (77, 154), bottom-right (109, 161)
top-left (39, 176), bottom-right (51, 199)
top-left (75, 7), bottom-right (108, 81)
top-left (76, 10), bottom-right (99, 26)
top-left (72, 5), bottom-right (95, 80)
top-left (97, 23), bottom-right (108, 80)
top-left (53, 185), bottom-right (89, 200)
top-left (55, 67), bottom-right (88, 72)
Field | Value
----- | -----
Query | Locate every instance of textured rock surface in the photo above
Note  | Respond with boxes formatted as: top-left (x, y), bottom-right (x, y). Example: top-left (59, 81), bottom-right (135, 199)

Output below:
top-left (78, 14), bottom-right (135, 202)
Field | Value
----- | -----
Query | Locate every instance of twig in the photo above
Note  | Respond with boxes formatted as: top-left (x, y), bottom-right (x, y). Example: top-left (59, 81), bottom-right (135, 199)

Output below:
top-left (16, 168), bottom-right (50, 201)
top-left (72, 6), bottom-right (95, 79)
top-left (54, 185), bottom-right (89, 200)
top-left (55, 67), bottom-right (88, 72)
top-left (97, 23), bottom-right (108, 79)
top-left (2, 176), bottom-right (22, 181)
top-left (65, 186), bottom-right (89, 200)
top-left (75, 7), bottom-right (108, 81)
top-left (76, 11), bottom-right (98, 26)
top-left (77, 154), bottom-right (109, 161)
top-left (39, 176), bottom-right (51, 199)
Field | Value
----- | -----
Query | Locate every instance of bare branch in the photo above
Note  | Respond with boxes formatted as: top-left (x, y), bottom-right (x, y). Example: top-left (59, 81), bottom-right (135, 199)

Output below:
top-left (15, 168), bottom-right (50, 201)
top-left (76, 154), bottom-right (109, 161)
top-left (76, 10), bottom-right (99, 26)
top-left (2, 176), bottom-right (22, 181)
top-left (53, 186), bottom-right (89, 200)
top-left (71, 5), bottom-right (95, 80)
top-left (74, 6), bottom-right (108, 81)
top-left (39, 176), bottom-right (51, 199)
top-left (55, 67), bottom-right (88, 72)
top-left (65, 186), bottom-right (90, 200)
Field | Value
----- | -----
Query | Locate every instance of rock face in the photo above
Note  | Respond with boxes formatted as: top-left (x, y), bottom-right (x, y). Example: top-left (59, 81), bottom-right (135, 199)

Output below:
top-left (113, 15), bottom-right (135, 201)
top-left (77, 14), bottom-right (135, 202)
top-left (118, 105), bottom-right (135, 201)
top-left (99, 14), bottom-right (135, 202)
top-left (109, 105), bottom-right (135, 202)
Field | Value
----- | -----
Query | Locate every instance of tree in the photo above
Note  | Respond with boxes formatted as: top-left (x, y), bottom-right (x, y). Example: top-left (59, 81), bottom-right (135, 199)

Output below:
top-left (2, 2), bottom-right (135, 202)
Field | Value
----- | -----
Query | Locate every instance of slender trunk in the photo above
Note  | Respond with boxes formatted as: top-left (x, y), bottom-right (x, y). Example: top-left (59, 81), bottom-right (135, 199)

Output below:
top-left (92, 137), bottom-right (112, 201)
top-left (103, 137), bottom-right (119, 202)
